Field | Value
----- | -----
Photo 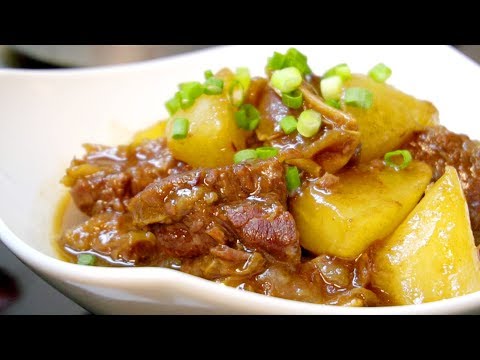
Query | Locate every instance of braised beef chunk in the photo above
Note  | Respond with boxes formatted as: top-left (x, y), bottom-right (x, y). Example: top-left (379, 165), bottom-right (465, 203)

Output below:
top-left (181, 248), bottom-right (266, 280)
top-left (60, 212), bottom-right (159, 265)
top-left (70, 172), bottom-right (130, 215)
top-left (128, 139), bottom-right (187, 194)
top-left (220, 196), bottom-right (300, 263)
top-left (404, 126), bottom-right (480, 238)
top-left (64, 138), bottom-right (188, 216)
top-left (150, 208), bottom-right (228, 258)
top-left (151, 197), bottom-right (301, 262)
top-left (128, 159), bottom-right (287, 226)
top-left (128, 159), bottom-right (300, 262)
top-left (209, 245), bottom-right (250, 262)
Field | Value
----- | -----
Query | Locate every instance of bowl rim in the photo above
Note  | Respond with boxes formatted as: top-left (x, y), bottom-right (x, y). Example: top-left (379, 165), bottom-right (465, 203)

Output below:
top-left (1, 45), bottom-right (480, 314)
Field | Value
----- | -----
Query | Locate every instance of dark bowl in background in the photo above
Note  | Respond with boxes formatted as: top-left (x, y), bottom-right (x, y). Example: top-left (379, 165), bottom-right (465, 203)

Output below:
top-left (8, 45), bottom-right (214, 67)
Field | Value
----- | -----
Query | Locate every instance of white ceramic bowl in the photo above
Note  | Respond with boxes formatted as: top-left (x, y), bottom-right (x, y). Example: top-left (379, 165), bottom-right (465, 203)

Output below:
top-left (1, 45), bottom-right (480, 314)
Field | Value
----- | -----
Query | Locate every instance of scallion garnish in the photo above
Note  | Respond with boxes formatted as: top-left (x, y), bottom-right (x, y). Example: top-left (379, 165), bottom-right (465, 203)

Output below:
top-left (286, 166), bottom-right (301, 192)
top-left (323, 63), bottom-right (351, 81)
top-left (77, 253), bottom-right (96, 266)
top-left (235, 108), bottom-right (249, 129)
top-left (179, 94), bottom-right (195, 110)
top-left (266, 48), bottom-right (311, 76)
top-left (178, 82), bottom-right (204, 110)
top-left (236, 67), bottom-right (251, 94)
top-left (171, 118), bottom-right (190, 140)
top-left (297, 109), bottom-right (322, 138)
top-left (280, 115), bottom-right (298, 135)
top-left (229, 80), bottom-right (245, 107)
top-left (270, 67), bottom-right (303, 94)
top-left (179, 81), bottom-right (204, 100)
top-left (165, 93), bottom-right (181, 116)
top-left (235, 104), bottom-right (261, 131)
top-left (282, 90), bottom-right (303, 109)
top-left (320, 75), bottom-right (343, 101)
top-left (368, 63), bottom-right (392, 83)
top-left (384, 150), bottom-right (412, 170)
top-left (344, 87), bottom-right (373, 109)
top-left (248, 117), bottom-right (260, 131)
top-left (234, 149), bottom-right (258, 163)
top-left (266, 52), bottom-right (286, 71)
top-left (284, 48), bottom-right (312, 76)
top-left (204, 69), bottom-right (214, 80)
top-left (256, 147), bottom-right (279, 159)
top-left (325, 99), bottom-right (341, 109)
top-left (204, 77), bottom-right (224, 95)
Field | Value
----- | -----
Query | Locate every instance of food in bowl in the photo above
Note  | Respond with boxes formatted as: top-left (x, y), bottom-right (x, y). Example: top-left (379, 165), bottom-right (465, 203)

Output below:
top-left (54, 48), bottom-right (480, 307)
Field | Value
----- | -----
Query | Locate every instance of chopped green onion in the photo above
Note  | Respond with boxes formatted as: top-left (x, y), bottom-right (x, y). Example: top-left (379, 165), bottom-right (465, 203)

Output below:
top-left (286, 166), bottom-right (301, 192)
top-left (204, 77), bottom-right (224, 95)
top-left (266, 48), bottom-right (311, 76)
top-left (284, 48), bottom-right (311, 76)
top-left (165, 93), bottom-right (181, 116)
top-left (204, 69), bottom-right (214, 79)
top-left (179, 81), bottom-right (204, 100)
top-left (242, 104), bottom-right (261, 131)
top-left (256, 147), bottom-right (279, 159)
top-left (77, 253), bottom-right (96, 266)
top-left (384, 150), bottom-right (412, 170)
top-left (229, 80), bottom-right (245, 107)
top-left (344, 87), bottom-right (373, 109)
top-left (266, 52), bottom-right (286, 71)
top-left (235, 108), bottom-right (248, 129)
top-left (320, 75), bottom-right (343, 101)
top-left (323, 63), bottom-right (351, 81)
top-left (248, 117), bottom-right (260, 131)
top-left (179, 93), bottom-right (195, 109)
top-left (282, 90), bottom-right (303, 109)
top-left (177, 82), bottom-right (205, 110)
top-left (236, 67), bottom-right (251, 94)
top-left (235, 110), bottom-right (249, 130)
top-left (270, 67), bottom-right (303, 93)
top-left (234, 149), bottom-right (258, 163)
top-left (297, 109), bottom-right (322, 138)
top-left (235, 104), bottom-right (261, 131)
top-left (368, 63), bottom-right (392, 83)
top-left (325, 99), bottom-right (341, 109)
top-left (171, 118), bottom-right (189, 140)
top-left (280, 115), bottom-right (298, 134)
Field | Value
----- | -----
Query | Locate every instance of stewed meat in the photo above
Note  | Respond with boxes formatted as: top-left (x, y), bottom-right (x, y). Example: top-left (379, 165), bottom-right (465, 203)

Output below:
top-left (149, 209), bottom-right (227, 258)
top-left (220, 196), bottom-right (300, 262)
top-left (64, 138), bottom-right (189, 216)
top-left (62, 158), bottom-right (300, 265)
top-left (404, 126), bottom-right (480, 240)
top-left (60, 212), bottom-right (159, 265)
top-left (127, 159), bottom-right (287, 225)
top-left (129, 159), bottom-right (300, 262)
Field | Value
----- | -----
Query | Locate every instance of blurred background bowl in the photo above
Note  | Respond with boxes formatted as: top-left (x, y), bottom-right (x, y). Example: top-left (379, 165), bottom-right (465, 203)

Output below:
top-left (8, 45), bottom-right (214, 67)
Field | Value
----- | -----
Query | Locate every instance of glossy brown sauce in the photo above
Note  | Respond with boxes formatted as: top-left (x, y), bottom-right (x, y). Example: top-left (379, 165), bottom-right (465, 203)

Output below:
top-left (52, 192), bottom-right (88, 264)
top-left (54, 173), bottom-right (388, 307)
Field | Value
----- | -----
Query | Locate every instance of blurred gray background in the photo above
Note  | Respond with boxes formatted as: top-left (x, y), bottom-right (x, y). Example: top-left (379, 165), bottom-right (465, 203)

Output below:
top-left (0, 45), bottom-right (478, 315)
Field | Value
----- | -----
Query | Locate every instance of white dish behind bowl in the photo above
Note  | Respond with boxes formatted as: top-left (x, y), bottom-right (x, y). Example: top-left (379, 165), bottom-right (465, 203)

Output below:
top-left (1, 45), bottom-right (480, 314)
